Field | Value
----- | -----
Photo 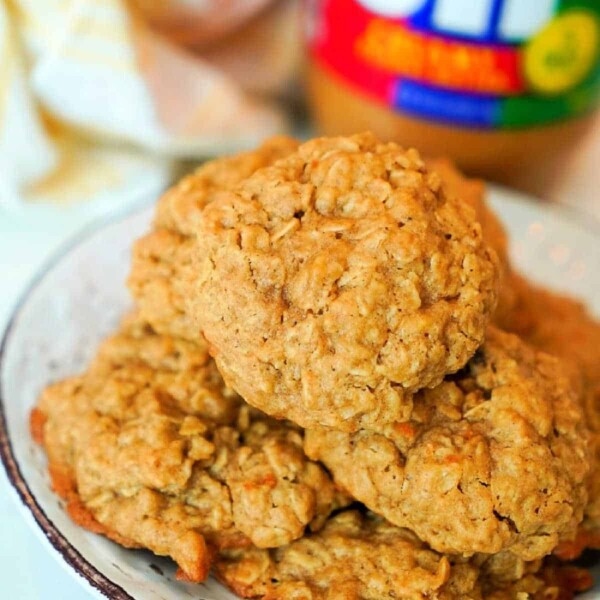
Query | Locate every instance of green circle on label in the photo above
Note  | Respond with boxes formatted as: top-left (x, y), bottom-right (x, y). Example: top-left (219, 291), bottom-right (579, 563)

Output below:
top-left (524, 9), bottom-right (600, 96)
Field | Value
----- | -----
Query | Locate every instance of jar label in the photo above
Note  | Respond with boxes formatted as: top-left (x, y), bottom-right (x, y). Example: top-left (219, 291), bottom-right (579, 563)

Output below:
top-left (307, 0), bottom-right (600, 129)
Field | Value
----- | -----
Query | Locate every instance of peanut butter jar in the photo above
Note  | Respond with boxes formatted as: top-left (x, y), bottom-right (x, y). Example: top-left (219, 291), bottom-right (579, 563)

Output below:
top-left (306, 0), bottom-right (600, 196)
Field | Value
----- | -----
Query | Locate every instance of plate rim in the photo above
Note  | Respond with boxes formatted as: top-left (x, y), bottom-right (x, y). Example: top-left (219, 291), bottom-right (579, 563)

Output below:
top-left (0, 191), bottom-right (598, 600)
top-left (0, 205), bottom-right (151, 600)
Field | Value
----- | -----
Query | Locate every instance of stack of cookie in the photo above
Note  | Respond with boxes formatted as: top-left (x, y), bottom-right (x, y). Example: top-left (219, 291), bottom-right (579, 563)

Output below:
top-left (32, 134), bottom-right (600, 599)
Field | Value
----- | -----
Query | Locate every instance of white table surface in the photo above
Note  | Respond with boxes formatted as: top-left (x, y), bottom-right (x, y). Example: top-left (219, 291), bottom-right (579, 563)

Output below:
top-left (1, 141), bottom-right (599, 598)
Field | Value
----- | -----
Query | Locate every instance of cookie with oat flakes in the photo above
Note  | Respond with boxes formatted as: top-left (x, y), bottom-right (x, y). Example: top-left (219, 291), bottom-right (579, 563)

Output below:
top-left (191, 133), bottom-right (500, 432)
top-left (32, 313), bottom-right (345, 583)
top-left (305, 327), bottom-right (590, 560)
top-left (497, 274), bottom-right (600, 558)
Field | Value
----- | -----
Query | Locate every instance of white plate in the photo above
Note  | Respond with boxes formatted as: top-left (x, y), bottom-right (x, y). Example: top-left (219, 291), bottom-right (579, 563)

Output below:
top-left (1, 187), bottom-right (599, 599)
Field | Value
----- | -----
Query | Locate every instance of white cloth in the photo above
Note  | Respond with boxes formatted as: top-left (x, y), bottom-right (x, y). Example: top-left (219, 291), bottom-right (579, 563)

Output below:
top-left (0, 0), bottom-right (287, 213)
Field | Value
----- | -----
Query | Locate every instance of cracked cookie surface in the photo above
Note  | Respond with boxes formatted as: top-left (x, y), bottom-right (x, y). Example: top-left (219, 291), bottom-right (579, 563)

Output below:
top-left (497, 275), bottom-right (600, 555)
top-left (305, 327), bottom-right (590, 559)
top-left (32, 313), bottom-right (343, 582)
top-left (191, 133), bottom-right (500, 432)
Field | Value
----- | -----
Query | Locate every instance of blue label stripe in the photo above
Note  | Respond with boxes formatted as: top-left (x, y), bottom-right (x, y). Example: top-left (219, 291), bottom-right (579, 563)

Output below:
top-left (393, 79), bottom-right (502, 128)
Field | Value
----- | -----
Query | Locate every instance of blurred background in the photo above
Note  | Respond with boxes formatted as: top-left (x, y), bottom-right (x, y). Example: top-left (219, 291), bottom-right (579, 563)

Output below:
top-left (1, 0), bottom-right (599, 211)
top-left (0, 0), bottom-right (599, 209)
top-left (0, 2), bottom-right (598, 597)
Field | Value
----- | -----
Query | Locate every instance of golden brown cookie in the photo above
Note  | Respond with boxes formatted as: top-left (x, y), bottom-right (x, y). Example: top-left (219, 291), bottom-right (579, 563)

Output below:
top-left (497, 274), bottom-right (600, 555)
top-left (192, 133), bottom-right (500, 432)
top-left (305, 327), bottom-right (591, 560)
top-left (215, 509), bottom-right (592, 599)
top-left (128, 136), bottom-right (299, 340)
top-left (33, 313), bottom-right (344, 582)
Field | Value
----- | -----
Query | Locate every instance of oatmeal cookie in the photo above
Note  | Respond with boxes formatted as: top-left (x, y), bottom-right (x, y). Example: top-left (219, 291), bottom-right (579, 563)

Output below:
top-left (215, 509), bottom-right (592, 599)
top-left (33, 313), bottom-right (344, 582)
top-left (305, 327), bottom-right (590, 559)
top-left (192, 133), bottom-right (500, 432)
top-left (497, 275), bottom-right (600, 555)
top-left (128, 136), bottom-right (298, 340)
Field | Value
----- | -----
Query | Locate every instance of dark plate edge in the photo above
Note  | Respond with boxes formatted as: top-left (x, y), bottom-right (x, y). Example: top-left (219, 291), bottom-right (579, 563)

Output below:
top-left (0, 202), bottom-right (156, 600)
